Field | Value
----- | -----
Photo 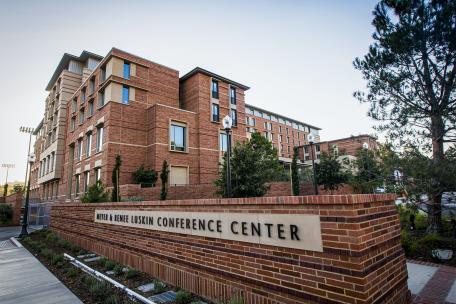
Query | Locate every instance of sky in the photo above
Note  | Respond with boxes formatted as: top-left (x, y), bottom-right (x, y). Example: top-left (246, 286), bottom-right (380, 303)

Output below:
top-left (0, 0), bottom-right (379, 183)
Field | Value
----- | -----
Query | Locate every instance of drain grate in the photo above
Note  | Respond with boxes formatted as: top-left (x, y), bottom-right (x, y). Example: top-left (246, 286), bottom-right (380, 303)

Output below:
top-left (148, 291), bottom-right (177, 303)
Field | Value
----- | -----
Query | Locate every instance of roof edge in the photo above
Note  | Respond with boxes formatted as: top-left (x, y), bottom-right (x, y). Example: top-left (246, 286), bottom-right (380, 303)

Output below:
top-left (180, 67), bottom-right (250, 90)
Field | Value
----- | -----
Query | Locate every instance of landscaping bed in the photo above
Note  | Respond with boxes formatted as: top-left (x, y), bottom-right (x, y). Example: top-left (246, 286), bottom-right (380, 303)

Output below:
top-left (21, 229), bottom-right (212, 304)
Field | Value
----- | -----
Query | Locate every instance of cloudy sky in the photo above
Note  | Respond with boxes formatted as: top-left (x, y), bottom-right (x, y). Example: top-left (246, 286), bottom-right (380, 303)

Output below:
top-left (0, 0), bottom-right (379, 182)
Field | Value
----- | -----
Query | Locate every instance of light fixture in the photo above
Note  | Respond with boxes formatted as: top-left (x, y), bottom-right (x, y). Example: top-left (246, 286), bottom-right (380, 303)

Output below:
top-left (222, 115), bottom-right (233, 130)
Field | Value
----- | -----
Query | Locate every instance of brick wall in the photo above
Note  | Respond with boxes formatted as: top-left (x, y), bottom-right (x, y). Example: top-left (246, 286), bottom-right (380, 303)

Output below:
top-left (51, 194), bottom-right (410, 304)
top-left (0, 192), bottom-right (23, 226)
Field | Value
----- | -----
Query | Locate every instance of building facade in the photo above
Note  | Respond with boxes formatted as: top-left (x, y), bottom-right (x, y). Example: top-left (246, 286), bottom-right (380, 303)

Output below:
top-left (31, 48), bottom-right (320, 202)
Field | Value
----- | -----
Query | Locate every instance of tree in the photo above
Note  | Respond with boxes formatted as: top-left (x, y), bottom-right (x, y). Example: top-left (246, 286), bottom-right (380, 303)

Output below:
top-left (349, 148), bottom-right (384, 194)
top-left (81, 181), bottom-right (110, 203)
top-left (215, 132), bottom-right (284, 198)
top-left (12, 184), bottom-right (23, 194)
top-left (132, 165), bottom-right (157, 187)
top-left (315, 152), bottom-right (348, 193)
top-left (111, 154), bottom-right (122, 202)
top-left (354, 0), bottom-right (456, 232)
top-left (291, 147), bottom-right (300, 195)
top-left (2, 184), bottom-right (7, 197)
top-left (160, 160), bottom-right (169, 200)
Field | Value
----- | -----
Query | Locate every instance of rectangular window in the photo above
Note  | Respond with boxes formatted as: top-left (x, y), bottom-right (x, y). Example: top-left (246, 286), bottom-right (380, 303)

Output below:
top-left (230, 87), bottom-right (236, 105)
top-left (79, 108), bottom-right (84, 124)
top-left (211, 103), bottom-right (219, 122)
top-left (279, 135), bottom-right (282, 142)
top-left (279, 126), bottom-right (282, 133)
top-left (88, 101), bottom-right (94, 116)
top-left (96, 126), bottom-right (104, 152)
top-left (219, 133), bottom-right (228, 152)
top-left (123, 62), bottom-right (130, 79)
top-left (84, 171), bottom-right (90, 192)
top-left (70, 117), bottom-right (76, 131)
top-left (86, 133), bottom-right (92, 157)
top-left (89, 77), bottom-right (95, 94)
top-left (77, 139), bottom-right (83, 161)
top-left (122, 86), bottom-right (129, 104)
top-left (100, 66), bottom-right (106, 82)
top-left (170, 166), bottom-right (189, 185)
top-left (211, 80), bottom-right (219, 99)
top-left (95, 167), bottom-right (101, 182)
top-left (170, 122), bottom-right (186, 152)
top-left (71, 98), bottom-right (77, 113)
top-left (81, 88), bottom-right (86, 103)
top-left (98, 90), bottom-right (105, 107)
top-left (75, 174), bottom-right (80, 197)
top-left (231, 109), bottom-right (237, 126)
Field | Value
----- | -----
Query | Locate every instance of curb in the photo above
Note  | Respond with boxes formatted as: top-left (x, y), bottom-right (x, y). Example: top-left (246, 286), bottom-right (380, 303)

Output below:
top-left (10, 237), bottom-right (23, 248)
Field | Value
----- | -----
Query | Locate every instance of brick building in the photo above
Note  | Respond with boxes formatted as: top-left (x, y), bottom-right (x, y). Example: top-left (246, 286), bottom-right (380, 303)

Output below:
top-left (31, 48), bottom-right (321, 202)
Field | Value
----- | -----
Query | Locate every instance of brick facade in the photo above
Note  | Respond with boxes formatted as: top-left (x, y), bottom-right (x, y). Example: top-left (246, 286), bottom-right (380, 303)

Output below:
top-left (51, 194), bottom-right (410, 304)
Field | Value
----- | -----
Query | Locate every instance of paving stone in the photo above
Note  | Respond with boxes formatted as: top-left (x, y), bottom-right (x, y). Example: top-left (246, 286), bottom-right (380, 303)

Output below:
top-left (137, 283), bottom-right (155, 292)
top-left (83, 256), bottom-right (101, 263)
top-left (148, 291), bottom-right (177, 303)
top-left (407, 262), bottom-right (438, 295)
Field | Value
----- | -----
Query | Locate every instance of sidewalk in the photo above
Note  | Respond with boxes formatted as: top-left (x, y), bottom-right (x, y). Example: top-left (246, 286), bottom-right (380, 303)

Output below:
top-left (0, 233), bottom-right (82, 304)
top-left (408, 260), bottom-right (456, 304)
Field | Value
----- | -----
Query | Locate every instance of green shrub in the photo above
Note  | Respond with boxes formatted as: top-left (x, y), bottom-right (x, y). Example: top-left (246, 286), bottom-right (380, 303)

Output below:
top-left (89, 281), bottom-right (109, 300)
top-left (67, 267), bottom-right (79, 279)
top-left (81, 181), bottom-right (110, 203)
top-left (45, 233), bottom-right (59, 243)
top-left (176, 290), bottom-right (192, 304)
top-left (41, 248), bottom-right (54, 260)
top-left (81, 274), bottom-right (98, 286)
top-left (133, 164), bottom-right (158, 187)
top-left (415, 212), bottom-right (428, 230)
top-left (124, 268), bottom-right (139, 279)
top-left (51, 253), bottom-right (64, 265)
top-left (104, 260), bottom-right (117, 271)
top-left (153, 280), bottom-right (167, 293)
top-left (104, 295), bottom-right (121, 304)
top-left (0, 204), bottom-right (13, 223)
top-left (113, 264), bottom-right (124, 275)
top-left (69, 243), bottom-right (80, 253)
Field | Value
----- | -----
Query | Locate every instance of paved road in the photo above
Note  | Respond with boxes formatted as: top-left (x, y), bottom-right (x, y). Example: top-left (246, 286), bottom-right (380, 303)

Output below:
top-left (0, 236), bottom-right (82, 304)
top-left (0, 226), bottom-right (42, 241)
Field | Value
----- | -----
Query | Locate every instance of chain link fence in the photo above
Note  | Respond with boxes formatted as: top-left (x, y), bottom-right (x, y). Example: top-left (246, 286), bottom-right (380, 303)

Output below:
top-left (27, 199), bottom-right (52, 227)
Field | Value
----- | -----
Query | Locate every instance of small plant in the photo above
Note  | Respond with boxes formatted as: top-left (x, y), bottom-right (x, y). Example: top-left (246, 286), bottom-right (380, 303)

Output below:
top-left (81, 181), bottom-right (110, 203)
top-left (67, 267), bottom-right (79, 279)
top-left (89, 281), bottom-right (109, 300)
top-left (133, 164), bottom-right (158, 187)
top-left (104, 260), bottom-right (117, 271)
top-left (45, 232), bottom-right (59, 243)
top-left (41, 248), bottom-right (54, 260)
top-left (124, 268), bottom-right (139, 279)
top-left (228, 294), bottom-right (244, 304)
top-left (0, 204), bottom-right (13, 223)
top-left (51, 253), bottom-right (64, 265)
top-left (81, 274), bottom-right (98, 286)
top-left (113, 264), bottom-right (124, 276)
top-left (104, 294), bottom-right (121, 304)
top-left (160, 160), bottom-right (169, 200)
top-left (153, 280), bottom-right (167, 294)
top-left (176, 290), bottom-right (192, 304)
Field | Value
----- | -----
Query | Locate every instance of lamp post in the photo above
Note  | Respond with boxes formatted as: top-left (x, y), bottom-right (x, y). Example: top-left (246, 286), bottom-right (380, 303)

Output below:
top-left (222, 115), bottom-right (233, 198)
top-left (308, 134), bottom-right (318, 195)
top-left (18, 153), bottom-right (35, 238)
top-left (19, 127), bottom-right (35, 189)
top-left (1, 164), bottom-right (15, 196)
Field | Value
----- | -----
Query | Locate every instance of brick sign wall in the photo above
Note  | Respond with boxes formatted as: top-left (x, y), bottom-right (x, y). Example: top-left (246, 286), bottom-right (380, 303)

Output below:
top-left (50, 194), bottom-right (411, 304)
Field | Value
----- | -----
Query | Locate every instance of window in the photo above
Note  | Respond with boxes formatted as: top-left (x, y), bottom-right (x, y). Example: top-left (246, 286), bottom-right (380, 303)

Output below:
top-left (98, 90), bottom-right (105, 107)
top-left (230, 87), bottom-right (236, 104)
top-left (86, 133), bottom-right (92, 157)
top-left (84, 171), bottom-right (90, 192)
top-left (96, 126), bottom-right (104, 152)
top-left (71, 98), bottom-right (77, 113)
top-left (170, 166), bottom-right (189, 185)
top-left (219, 133), bottom-right (228, 152)
top-left (79, 108), bottom-right (85, 124)
top-left (316, 145), bottom-right (321, 152)
top-left (75, 174), bottom-right (80, 197)
top-left (279, 135), bottom-right (283, 142)
top-left (211, 80), bottom-right (219, 99)
top-left (170, 122), bottom-right (186, 152)
top-left (88, 101), bottom-right (94, 116)
top-left (123, 62), bottom-right (130, 79)
top-left (279, 126), bottom-right (282, 133)
top-left (50, 152), bottom-right (55, 171)
top-left (81, 88), bottom-right (86, 103)
top-left (77, 139), bottom-right (83, 161)
top-left (100, 66), bottom-right (106, 82)
top-left (211, 103), bottom-right (219, 122)
top-left (95, 167), bottom-right (101, 182)
top-left (286, 128), bottom-right (289, 135)
top-left (286, 137), bottom-right (290, 143)
top-left (231, 109), bottom-right (237, 126)
top-left (332, 144), bottom-right (339, 156)
top-left (70, 117), bottom-right (76, 131)
top-left (89, 77), bottom-right (95, 94)
top-left (122, 86), bottom-right (129, 104)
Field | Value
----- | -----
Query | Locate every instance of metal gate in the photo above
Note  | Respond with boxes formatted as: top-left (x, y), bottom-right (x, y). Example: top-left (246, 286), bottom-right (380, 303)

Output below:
top-left (27, 199), bottom-right (52, 227)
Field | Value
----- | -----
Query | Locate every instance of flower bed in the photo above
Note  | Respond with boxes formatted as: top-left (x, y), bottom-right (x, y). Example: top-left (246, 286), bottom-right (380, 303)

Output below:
top-left (21, 230), bottom-right (214, 304)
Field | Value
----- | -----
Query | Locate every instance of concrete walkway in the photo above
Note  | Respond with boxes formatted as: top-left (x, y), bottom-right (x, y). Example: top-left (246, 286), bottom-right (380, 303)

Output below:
top-left (408, 260), bottom-right (456, 304)
top-left (0, 228), bottom-right (82, 304)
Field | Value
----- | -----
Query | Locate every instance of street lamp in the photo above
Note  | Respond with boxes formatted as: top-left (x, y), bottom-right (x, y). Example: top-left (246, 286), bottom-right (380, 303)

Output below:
top-left (222, 115), bottom-right (233, 198)
top-left (18, 153), bottom-right (35, 238)
top-left (1, 164), bottom-right (15, 196)
top-left (19, 126), bottom-right (35, 189)
top-left (307, 134), bottom-right (318, 195)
